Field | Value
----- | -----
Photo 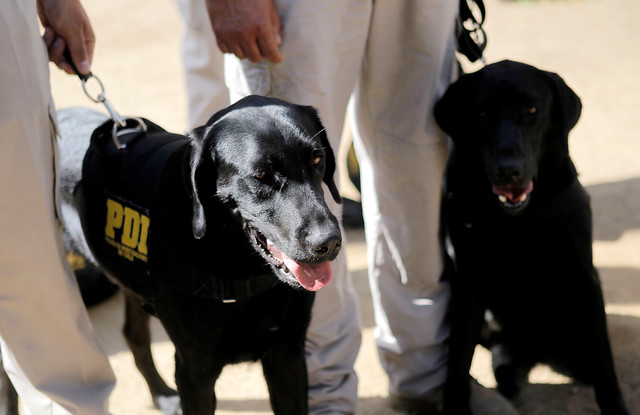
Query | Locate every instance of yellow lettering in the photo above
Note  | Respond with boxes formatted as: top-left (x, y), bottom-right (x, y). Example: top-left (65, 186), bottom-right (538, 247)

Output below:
top-left (121, 207), bottom-right (140, 249)
top-left (105, 197), bottom-right (150, 261)
top-left (138, 214), bottom-right (150, 255)
top-left (105, 199), bottom-right (124, 239)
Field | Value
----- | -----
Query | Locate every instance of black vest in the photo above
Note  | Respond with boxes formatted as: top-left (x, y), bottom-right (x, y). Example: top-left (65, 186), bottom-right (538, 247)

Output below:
top-left (81, 119), bottom-right (188, 295)
top-left (81, 119), bottom-right (278, 302)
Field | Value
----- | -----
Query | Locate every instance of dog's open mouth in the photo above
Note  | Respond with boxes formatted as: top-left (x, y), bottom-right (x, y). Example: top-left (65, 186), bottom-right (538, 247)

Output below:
top-left (492, 181), bottom-right (533, 211)
top-left (249, 228), bottom-right (333, 291)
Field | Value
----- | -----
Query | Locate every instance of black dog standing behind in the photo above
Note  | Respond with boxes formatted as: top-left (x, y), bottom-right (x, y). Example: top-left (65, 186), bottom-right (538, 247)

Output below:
top-left (53, 95), bottom-right (343, 415)
top-left (435, 61), bottom-right (629, 415)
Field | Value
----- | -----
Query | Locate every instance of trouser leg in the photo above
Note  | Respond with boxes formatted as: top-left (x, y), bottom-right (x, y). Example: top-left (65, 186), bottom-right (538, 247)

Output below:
top-left (351, 0), bottom-right (458, 399)
top-left (224, 0), bottom-right (371, 412)
top-left (0, 4), bottom-right (115, 414)
top-left (0, 111), bottom-right (115, 415)
top-left (174, 0), bottom-right (229, 129)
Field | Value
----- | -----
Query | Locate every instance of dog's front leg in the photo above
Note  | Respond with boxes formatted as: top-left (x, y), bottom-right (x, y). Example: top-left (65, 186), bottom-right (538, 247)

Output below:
top-left (443, 268), bottom-right (487, 415)
top-left (261, 343), bottom-right (308, 415)
top-left (174, 349), bottom-right (221, 415)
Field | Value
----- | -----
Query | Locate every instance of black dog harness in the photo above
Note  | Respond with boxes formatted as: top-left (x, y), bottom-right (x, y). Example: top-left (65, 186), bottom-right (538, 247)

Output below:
top-left (81, 119), bottom-right (277, 302)
top-left (82, 119), bottom-right (186, 294)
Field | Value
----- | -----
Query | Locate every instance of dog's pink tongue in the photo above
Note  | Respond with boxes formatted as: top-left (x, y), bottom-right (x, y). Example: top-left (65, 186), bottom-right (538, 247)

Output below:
top-left (282, 255), bottom-right (333, 291)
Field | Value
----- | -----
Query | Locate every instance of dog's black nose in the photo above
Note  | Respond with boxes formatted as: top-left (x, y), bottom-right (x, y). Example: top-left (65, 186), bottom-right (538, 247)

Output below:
top-left (496, 160), bottom-right (523, 183)
top-left (312, 234), bottom-right (342, 258)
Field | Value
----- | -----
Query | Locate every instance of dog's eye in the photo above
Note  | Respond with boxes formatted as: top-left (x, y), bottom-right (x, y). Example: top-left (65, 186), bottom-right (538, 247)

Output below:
top-left (313, 155), bottom-right (323, 166)
top-left (527, 106), bottom-right (538, 115)
top-left (254, 171), bottom-right (267, 179)
top-left (477, 111), bottom-right (487, 118)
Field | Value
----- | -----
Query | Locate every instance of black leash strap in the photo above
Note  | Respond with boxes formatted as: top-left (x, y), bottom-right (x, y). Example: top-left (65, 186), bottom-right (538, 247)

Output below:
top-left (456, 0), bottom-right (487, 64)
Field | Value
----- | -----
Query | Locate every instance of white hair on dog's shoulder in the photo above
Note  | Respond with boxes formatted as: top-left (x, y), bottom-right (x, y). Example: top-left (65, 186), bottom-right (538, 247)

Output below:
top-left (57, 107), bottom-right (109, 263)
top-left (57, 107), bottom-right (109, 204)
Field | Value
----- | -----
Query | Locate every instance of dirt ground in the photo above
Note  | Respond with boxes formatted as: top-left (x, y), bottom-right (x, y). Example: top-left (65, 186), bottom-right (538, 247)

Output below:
top-left (48, 0), bottom-right (640, 414)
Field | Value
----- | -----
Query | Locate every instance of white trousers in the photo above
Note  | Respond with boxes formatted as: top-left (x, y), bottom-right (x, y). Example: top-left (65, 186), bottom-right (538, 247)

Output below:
top-left (174, 0), bottom-right (229, 129)
top-left (350, 0), bottom-right (458, 399)
top-left (180, 0), bottom-right (458, 411)
top-left (0, 3), bottom-right (115, 415)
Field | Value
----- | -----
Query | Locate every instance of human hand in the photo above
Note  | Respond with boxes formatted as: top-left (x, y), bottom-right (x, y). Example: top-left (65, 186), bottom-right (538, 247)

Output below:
top-left (205, 0), bottom-right (283, 63)
top-left (37, 0), bottom-right (95, 75)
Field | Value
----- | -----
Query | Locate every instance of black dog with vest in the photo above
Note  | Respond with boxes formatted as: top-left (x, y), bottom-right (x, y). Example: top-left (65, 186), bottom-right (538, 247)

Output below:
top-left (436, 61), bottom-right (629, 415)
top-left (56, 95), bottom-right (342, 415)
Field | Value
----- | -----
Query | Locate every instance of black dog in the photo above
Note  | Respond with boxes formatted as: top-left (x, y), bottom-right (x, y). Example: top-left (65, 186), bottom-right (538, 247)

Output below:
top-left (52, 96), bottom-right (341, 415)
top-left (435, 60), bottom-right (629, 415)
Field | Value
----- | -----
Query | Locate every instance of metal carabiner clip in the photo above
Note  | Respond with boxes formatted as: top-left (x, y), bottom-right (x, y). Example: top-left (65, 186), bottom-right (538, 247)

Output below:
top-left (64, 49), bottom-right (146, 149)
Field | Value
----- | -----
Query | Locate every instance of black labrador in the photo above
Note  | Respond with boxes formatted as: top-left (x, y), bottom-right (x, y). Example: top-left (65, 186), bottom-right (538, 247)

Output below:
top-left (36, 95), bottom-right (341, 415)
top-left (435, 60), bottom-right (629, 415)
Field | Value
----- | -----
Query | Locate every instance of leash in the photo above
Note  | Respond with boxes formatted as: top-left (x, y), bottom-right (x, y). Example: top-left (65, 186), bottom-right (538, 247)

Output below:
top-left (63, 49), bottom-right (147, 150)
top-left (456, 0), bottom-right (487, 65)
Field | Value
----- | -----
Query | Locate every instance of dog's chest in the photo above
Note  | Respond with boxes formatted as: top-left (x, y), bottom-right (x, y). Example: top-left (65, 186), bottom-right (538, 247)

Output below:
top-left (166, 285), bottom-right (313, 363)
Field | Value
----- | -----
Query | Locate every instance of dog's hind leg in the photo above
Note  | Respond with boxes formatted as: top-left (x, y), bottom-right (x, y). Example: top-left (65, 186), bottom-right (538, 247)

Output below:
top-left (123, 293), bottom-right (179, 413)
top-left (480, 313), bottom-right (522, 399)
top-left (491, 342), bottom-right (519, 399)
top-left (491, 341), bottom-right (533, 401)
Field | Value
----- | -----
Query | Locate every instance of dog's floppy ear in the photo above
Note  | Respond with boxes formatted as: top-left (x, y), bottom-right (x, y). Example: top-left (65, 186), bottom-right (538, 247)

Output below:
top-left (301, 105), bottom-right (342, 204)
top-left (434, 75), bottom-right (471, 138)
top-left (188, 124), bottom-right (215, 239)
top-left (318, 127), bottom-right (342, 204)
top-left (543, 71), bottom-right (582, 139)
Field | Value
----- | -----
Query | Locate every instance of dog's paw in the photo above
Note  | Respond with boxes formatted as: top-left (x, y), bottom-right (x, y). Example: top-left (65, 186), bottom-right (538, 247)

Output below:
top-left (155, 395), bottom-right (182, 415)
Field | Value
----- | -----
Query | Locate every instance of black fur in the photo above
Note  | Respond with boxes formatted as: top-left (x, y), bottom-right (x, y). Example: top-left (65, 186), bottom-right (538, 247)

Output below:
top-left (435, 61), bottom-right (629, 415)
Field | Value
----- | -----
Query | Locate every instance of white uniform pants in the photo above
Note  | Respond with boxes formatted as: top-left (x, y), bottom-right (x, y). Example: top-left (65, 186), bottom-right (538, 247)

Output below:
top-left (174, 0), bottom-right (229, 129)
top-left (351, 0), bottom-right (458, 399)
top-left (181, 0), bottom-right (458, 411)
top-left (0, 3), bottom-right (115, 415)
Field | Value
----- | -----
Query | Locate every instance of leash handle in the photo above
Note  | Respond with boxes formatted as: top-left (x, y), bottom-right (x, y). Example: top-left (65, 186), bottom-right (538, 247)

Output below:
top-left (63, 48), bottom-right (147, 149)
top-left (63, 48), bottom-right (92, 82)
top-left (456, 0), bottom-right (487, 65)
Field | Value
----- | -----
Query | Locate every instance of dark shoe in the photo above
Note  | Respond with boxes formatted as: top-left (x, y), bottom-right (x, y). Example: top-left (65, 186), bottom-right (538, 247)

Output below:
top-left (388, 388), bottom-right (442, 415)
top-left (389, 380), bottom-right (518, 415)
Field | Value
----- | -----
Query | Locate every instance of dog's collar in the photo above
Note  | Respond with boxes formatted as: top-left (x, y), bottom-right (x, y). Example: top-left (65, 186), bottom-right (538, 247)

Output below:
top-left (170, 268), bottom-right (280, 303)
top-left (448, 177), bottom-right (590, 227)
